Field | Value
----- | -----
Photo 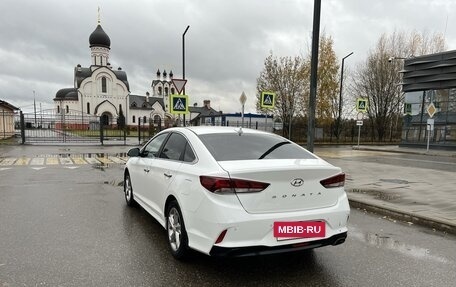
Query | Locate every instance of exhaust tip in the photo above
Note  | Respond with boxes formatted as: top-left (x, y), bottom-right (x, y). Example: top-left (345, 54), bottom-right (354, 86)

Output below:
top-left (333, 238), bottom-right (346, 246)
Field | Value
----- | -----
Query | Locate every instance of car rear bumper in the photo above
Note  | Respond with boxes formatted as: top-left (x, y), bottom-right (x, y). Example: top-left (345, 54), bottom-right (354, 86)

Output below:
top-left (209, 232), bottom-right (347, 257)
top-left (183, 192), bottom-right (350, 255)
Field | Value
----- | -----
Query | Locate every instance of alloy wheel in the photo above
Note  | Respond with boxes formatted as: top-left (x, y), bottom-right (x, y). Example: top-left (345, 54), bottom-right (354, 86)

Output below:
top-left (167, 207), bottom-right (182, 252)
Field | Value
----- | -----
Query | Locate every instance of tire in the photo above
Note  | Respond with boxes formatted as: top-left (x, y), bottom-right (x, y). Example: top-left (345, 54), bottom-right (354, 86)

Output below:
top-left (166, 201), bottom-right (189, 259)
top-left (124, 173), bottom-right (136, 207)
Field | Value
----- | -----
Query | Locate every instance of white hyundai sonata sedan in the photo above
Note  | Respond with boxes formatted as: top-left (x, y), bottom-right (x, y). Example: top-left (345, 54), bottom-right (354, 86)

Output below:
top-left (124, 126), bottom-right (350, 259)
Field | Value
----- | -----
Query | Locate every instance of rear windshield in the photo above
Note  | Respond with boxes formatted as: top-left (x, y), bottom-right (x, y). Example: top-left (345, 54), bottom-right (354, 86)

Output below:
top-left (198, 133), bottom-right (316, 161)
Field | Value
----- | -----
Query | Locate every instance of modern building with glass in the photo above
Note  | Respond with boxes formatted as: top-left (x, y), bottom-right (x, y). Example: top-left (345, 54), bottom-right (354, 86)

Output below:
top-left (401, 50), bottom-right (456, 150)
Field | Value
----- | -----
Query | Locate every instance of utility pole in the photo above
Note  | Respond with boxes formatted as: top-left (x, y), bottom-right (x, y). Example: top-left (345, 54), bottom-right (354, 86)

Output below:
top-left (306, 0), bottom-right (321, 152)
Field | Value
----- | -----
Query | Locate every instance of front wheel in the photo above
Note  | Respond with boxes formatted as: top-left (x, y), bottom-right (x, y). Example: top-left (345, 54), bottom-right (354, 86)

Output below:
top-left (166, 201), bottom-right (189, 259)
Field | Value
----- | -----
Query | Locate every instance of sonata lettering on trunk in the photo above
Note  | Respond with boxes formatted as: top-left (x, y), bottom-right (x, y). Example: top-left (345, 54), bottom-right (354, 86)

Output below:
top-left (271, 192), bottom-right (322, 199)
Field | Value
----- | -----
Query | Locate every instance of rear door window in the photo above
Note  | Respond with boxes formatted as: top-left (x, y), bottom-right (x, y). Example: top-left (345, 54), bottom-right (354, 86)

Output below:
top-left (183, 142), bottom-right (196, 163)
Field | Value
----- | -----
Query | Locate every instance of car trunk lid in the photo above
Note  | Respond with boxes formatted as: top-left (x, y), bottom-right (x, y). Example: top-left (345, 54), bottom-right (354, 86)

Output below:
top-left (217, 159), bottom-right (343, 214)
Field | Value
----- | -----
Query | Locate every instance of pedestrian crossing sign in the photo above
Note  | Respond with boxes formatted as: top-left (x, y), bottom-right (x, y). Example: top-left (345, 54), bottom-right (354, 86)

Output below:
top-left (170, 94), bottom-right (189, 115)
top-left (356, 98), bottom-right (368, 113)
top-left (261, 91), bottom-right (276, 109)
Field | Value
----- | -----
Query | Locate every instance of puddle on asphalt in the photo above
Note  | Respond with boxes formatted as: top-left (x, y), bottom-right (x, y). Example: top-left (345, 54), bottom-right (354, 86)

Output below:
top-left (53, 152), bottom-right (128, 158)
top-left (92, 163), bottom-right (108, 171)
top-left (374, 191), bottom-right (401, 201)
top-left (351, 189), bottom-right (401, 201)
top-left (380, 178), bottom-right (410, 184)
top-left (350, 228), bottom-right (449, 263)
top-left (33, 152), bottom-right (128, 159)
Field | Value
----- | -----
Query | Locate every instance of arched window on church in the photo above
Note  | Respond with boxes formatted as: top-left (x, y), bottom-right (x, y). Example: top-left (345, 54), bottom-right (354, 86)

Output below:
top-left (101, 77), bottom-right (107, 93)
top-left (87, 103), bottom-right (90, 114)
top-left (143, 116), bottom-right (147, 124)
top-left (66, 105), bottom-right (69, 114)
top-left (132, 116), bottom-right (136, 123)
top-left (57, 105), bottom-right (60, 114)
top-left (171, 88), bottom-right (175, 94)
top-left (164, 87), bottom-right (169, 95)
top-left (158, 87), bottom-right (162, 96)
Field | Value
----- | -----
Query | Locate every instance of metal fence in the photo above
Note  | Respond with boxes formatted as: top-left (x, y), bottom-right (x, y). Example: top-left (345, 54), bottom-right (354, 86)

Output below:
top-left (3, 109), bottom-right (407, 146)
top-left (18, 109), bottom-right (100, 143)
top-left (13, 109), bottom-right (162, 145)
top-left (278, 119), bottom-right (403, 144)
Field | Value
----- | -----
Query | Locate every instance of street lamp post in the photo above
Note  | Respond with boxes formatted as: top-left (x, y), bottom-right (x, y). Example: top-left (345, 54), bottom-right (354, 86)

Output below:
top-left (336, 52), bottom-right (353, 141)
top-left (182, 25), bottom-right (190, 127)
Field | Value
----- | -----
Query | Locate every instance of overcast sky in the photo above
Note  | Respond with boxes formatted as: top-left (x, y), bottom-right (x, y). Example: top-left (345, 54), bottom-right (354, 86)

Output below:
top-left (1, 0), bottom-right (455, 113)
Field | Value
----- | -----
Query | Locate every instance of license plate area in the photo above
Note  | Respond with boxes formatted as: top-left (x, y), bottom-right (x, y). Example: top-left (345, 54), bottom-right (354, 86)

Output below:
top-left (274, 221), bottom-right (325, 240)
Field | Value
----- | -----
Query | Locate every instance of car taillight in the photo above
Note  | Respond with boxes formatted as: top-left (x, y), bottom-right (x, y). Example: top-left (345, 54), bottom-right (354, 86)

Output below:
top-left (200, 176), bottom-right (270, 194)
top-left (320, 173), bottom-right (345, 188)
top-left (200, 176), bottom-right (233, 193)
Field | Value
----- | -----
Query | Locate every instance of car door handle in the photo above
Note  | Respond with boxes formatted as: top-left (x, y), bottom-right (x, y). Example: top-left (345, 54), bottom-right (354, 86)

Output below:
top-left (144, 168), bottom-right (150, 173)
top-left (164, 173), bottom-right (172, 178)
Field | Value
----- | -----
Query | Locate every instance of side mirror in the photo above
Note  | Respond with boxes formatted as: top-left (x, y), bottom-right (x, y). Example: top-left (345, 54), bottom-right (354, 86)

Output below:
top-left (127, 147), bottom-right (141, 157)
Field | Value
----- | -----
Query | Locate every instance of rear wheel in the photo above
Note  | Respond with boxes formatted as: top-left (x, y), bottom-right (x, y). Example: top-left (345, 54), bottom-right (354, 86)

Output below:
top-left (124, 173), bottom-right (136, 207)
top-left (166, 201), bottom-right (189, 259)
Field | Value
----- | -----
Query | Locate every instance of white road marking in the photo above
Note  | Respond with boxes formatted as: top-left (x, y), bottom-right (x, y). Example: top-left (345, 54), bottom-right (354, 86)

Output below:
top-left (30, 158), bottom-right (45, 165)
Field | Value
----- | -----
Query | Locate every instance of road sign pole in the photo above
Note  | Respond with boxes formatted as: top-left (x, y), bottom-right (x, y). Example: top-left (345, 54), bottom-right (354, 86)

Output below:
top-left (265, 113), bottom-right (267, 131)
top-left (239, 92), bottom-right (247, 129)
top-left (357, 125), bottom-right (361, 148)
top-left (241, 104), bottom-right (245, 128)
top-left (427, 128), bottom-right (430, 152)
top-left (426, 119), bottom-right (434, 152)
top-left (260, 91), bottom-right (276, 132)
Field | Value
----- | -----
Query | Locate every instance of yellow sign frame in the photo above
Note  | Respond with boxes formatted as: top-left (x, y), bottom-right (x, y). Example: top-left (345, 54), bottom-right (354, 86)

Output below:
top-left (170, 94), bottom-right (189, 115)
top-left (260, 91), bottom-right (276, 109)
top-left (356, 98), bottom-right (368, 113)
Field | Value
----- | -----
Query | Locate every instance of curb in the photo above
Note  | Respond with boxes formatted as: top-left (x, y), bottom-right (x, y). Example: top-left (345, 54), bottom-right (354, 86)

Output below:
top-left (348, 198), bottom-right (456, 236)
top-left (352, 146), bottom-right (456, 157)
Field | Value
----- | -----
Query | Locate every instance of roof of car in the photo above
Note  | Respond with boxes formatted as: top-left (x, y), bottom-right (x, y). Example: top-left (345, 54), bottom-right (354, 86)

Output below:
top-left (168, 126), bottom-right (274, 136)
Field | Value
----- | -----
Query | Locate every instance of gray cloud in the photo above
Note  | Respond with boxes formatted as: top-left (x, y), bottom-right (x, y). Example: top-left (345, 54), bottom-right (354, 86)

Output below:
top-left (1, 0), bottom-right (456, 113)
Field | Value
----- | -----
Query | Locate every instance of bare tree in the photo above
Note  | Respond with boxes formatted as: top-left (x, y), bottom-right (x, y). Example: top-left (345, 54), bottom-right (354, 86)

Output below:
top-left (350, 30), bottom-right (446, 141)
top-left (256, 52), bottom-right (307, 137)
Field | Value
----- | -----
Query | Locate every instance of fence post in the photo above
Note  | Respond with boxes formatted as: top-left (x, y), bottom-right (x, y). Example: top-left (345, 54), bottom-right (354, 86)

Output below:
top-left (2, 110), bottom-right (4, 139)
top-left (99, 117), bottom-right (104, 145)
top-left (20, 111), bottom-right (25, 144)
top-left (123, 127), bottom-right (126, 146)
top-left (138, 118), bottom-right (141, 145)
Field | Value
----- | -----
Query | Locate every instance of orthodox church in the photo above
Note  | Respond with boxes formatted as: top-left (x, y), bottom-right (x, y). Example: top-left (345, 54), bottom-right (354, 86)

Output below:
top-left (54, 19), bottom-right (174, 128)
